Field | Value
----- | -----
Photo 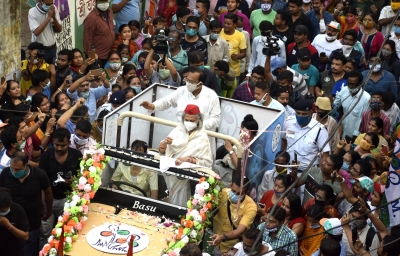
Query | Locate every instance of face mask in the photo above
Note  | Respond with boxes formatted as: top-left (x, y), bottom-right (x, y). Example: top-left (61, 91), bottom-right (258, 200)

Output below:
top-left (198, 65), bottom-right (204, 71)
top-left (186, 81), bottom-right (200, 92)
top-left (391, 2), bottom-right (400, 11)
top-left (10, 165), bottom-right (27, 179)
top-left (42, 3), bottom-right (50, 12)
top-left (210, 33), bottom-right (219, 41)
top-left (184, 121), bottom-right (197, 131)
top-left (159, 69), bottom-right (171, 80)
top-left (130, 86), bottom-right (142, 94)
top-left (33, 58), bottom-right (39, 64)
top-left (296, 114), bottom-right (311, 126)
top-left (346, 16), bottom-right (356, 24)
top-left (369, 101), bottom-right (382, 110)
top-left (17, 140), bottom-right (26, 150)
top-left (122, 57), bottom-right (128, 63)
top-left (43, 81), bottom-right (50, 89)
top-left (0, 208), bottom-right (10, 216)
top-left (186, 28), bottom-right (198, 37)
top-left (309, 223), bottom-right (321, 229)
top-left (360, 139), bottom-right (372, 151)
top-left (257, 92), bottom-right (268, 104)
top-left (236, 27), bottom-right (244, 32)
top-left (97, 126), bottom-right (103, 133)
top-left (363, 20), bottom-right (374, 29)
top-left (74, 134), bottom-right (89, 146)
top-left (97, 2), bottom-right (109, 11)
top-left (382, 49), bottom-right (392, 57)
top-left (194, 9), bottom-right (202, 17)
top-left (229, 190), bottom-right (244, 204)
top-left (265, 224), bottom-right (280, 233)
top-left (342, 45), bottom-right (353, 57)
top-left (369, 63), bottom-right (381, 72)
top-left (274, 190), bottom-right (284, 196)
top-left (394, 27), bottom-right (400, 34)
top-left (342, 162), bottom-right (350, 171)
top-left (317, 111), bottom-right (329, 119)
top-left (348, 86), bottom-right (360, 94)
top-left (261, 3), bottom-right (272, 12)
top-left (110, 62), bottom-right (121, 71)
top-left (325, 34), bottom-right (337, 41)
top-left (139, 61), bottom-right (145, 69)
top-left (351, 217), bottom-right (367, 229)
top-left (79, 91), bottom-right (90, 99)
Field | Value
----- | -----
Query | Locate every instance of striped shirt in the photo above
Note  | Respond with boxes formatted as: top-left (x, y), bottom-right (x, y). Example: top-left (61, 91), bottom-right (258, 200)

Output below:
top-left (258, 222), bottom-right (298, 256)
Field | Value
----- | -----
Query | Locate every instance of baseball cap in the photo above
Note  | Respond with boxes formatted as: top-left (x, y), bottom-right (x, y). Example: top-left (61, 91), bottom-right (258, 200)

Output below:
top-left (109, 90), bottom-right (126, 105)
top-left (328, 21), bottom-right (341, 32)
top-left (320, 218), bottom-right (343, 236)
top-left (297, 48), bottom-right (311, 61)
top-left (315, 97), bottom-right (332, 111)
top-left (271, 57), bottom-right (287, 72)
top-left (293, 99), bottom-right (313, 111)
top-left (355, 177), bottom-right (374, 192)
top-left (294, 25), bottom-right (308, 35)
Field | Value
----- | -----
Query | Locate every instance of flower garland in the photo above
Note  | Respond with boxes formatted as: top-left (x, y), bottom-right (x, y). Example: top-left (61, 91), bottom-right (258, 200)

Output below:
top-left (163, 176), bottom-right (223, 256)
top-left (39, 145), bottom-right (111, 256)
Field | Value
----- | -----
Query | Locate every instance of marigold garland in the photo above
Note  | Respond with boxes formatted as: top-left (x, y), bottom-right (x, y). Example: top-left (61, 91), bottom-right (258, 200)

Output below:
top-left (39, 144), bottom-right (110, 256)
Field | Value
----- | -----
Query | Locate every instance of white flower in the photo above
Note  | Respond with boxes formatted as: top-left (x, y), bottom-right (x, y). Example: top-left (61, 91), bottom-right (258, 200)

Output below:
top-left (180, 235), bottom-right (189, 244)
top-left (193, 194), bottom-right (200, 199)
top-left (58, 216), bottom-right (63, 222)
top-left (194, 215), bottom-right (202, 222)
top-left (79, 206), bottom-right (83, 212)
top-left (190, 230), bottom-right (197, 238)
top-left (97, 148), bottom-right (105, 155)
top-left (72, 195), bottom-right (80, 202)
top-left (79, 177), bottom-right (87, 185)
top-left (89, 166), bottom-right (97, 173)
top-left (49, 248), bottom-right (58, 256)
top-left (190, 210), bottom-right (199, 217)
top-left (215, 185), bottom-right (221, 192)
top-left (197, 197), bottom-right (205, 206)
top-left (65, 237), bottom-right (72, 243)
top-left (84, 184), bottom-right (92, 192)
top-left (69, 201), bottom-right (77, 207)
top-left (48, 236), bottom-right (54, 243)
top-left (201, 182), bottom-right (210, 190)
top-left (195, 184), bottom-right (201, 193)
top-left (56, 228), bottom-right (62, 236)
top-left (64, 202), bottom-right (70, 209)
top-left (173, 248), bottom-right (181, 255)
top-left (84, 149), bottom-right (95, 155)
top-left (82, 216), bottom-right (88, 222)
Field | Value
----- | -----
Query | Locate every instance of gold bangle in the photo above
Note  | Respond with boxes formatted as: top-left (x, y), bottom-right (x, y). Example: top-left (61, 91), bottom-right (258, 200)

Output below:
top-left (45, 133), bottom-right (51, 137)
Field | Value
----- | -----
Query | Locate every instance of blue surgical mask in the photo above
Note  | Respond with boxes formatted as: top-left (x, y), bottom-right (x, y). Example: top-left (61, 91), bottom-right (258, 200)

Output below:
top-left (295, 114), bottom-right (311, 126)
top-left (210, 33), bottom-right (219, 41)
top-left (342, 162), bottom-right (350, 171)
top-left (193, 9), bottom-right (201, 17)
top-left (97, 125), bottom-right (103, 133)
top-left (198, 65), bottom-right (204, 71)
top-left (236, 27), bottom-right (244, 32)
top-left (42, 3), bottom-right (50, 12)
top-left (229, 190), bottom-right (244, 204)
top-left (10, 165), bottom-right (27, 179)
top-left (394, 27), bottom-right (400, 34)
top-left (274, 190), bottom-right (284, 196)
top-left (265, 224), bottom-right (280, 233)
top-left (139, 61), bottom-right (145, 69)
top-left (186, 28), bottom-right (198, 37)
top-left (0, 208), bottom-right (10, 216)
top-left (261, 3), bottom-right (272, 12)
top-left (43, 81), bottom-right (50, 89)
top-left (130, 86), bottom-right (142, 94)
top-left (79, 91), bottom-right (90, 99)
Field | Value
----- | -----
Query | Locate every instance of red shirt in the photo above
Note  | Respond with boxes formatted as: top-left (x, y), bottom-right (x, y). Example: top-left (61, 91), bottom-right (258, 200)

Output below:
top-left (260, 190), bottom-right (282, 211)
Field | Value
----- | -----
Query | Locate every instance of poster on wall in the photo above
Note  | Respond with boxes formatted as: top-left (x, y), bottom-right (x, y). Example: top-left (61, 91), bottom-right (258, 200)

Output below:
top-left (56, 15), bottom-right (73, 50)
top-left (76, 0), bottom-right (96, 26)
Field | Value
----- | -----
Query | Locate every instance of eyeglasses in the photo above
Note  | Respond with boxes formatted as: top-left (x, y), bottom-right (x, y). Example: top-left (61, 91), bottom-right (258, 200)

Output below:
top-left (251, 75), bottom-right (264, 82)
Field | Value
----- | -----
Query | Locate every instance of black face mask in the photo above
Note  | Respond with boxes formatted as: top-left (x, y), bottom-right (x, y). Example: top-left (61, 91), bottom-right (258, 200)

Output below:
top-left (272, 69), bottom-right (280, 76)
top-left (317, 111), bottom-right (330, 119)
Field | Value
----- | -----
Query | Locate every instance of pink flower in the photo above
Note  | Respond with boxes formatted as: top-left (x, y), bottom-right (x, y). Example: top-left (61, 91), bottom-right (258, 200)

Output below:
top-left (200, 208), bottom-right (207, 214)
top-left (83, 193), bottom-right (90, 201)
top-left (92, 155), bottom-right (100, 162)
top-left (192, 199), bottom-right (198, 206)
top-left (76, 222), bottom-right (82, 231)
top-left (78, 193), bottom-right (82, 197)
top-left (78, 184), bottom-right (85, 190)
top-left (198, 188), bottom-right (205, 196)
top-left (168, 251), bottom-right (177, 256)
top-left (215, 174), bottom-right (221, 180)
top-left (82, 155), bottom-right (87, 160)
top-left (82, 205), bottom-right (89, 215)
top-left (64, 211), bottom-right (71, 217)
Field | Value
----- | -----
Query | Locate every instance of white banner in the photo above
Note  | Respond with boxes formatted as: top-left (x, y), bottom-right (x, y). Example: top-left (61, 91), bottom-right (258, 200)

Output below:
top-left (76, 0), bottom-right (96, 26)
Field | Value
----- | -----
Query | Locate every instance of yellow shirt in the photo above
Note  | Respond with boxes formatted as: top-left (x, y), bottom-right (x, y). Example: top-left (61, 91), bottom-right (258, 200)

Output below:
top-left (20, 60), bottom-right (50, 97)
top-left (354, 133), bottom-right (388, 159)
top-left (219, 30), bottom-right (247, 76)
top-left (213, 188), bottom-right (257, 252)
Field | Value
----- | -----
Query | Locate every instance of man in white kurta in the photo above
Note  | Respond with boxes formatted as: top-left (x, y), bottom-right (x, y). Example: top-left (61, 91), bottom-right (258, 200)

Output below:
top-left (159, 104), bottom-right (213, 207)
top-left (140, 66), bottom-right (221, 157)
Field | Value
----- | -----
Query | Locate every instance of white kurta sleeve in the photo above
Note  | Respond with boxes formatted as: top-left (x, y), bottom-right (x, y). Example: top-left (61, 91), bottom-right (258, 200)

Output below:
top-left (203, 96), bottom-right (221, 131)
top-left (153, 89), bottom-right (181, 111)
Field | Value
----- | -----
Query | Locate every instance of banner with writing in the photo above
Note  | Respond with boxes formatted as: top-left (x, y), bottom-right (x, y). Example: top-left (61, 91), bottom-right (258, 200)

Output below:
top-left (76, 0), bottom-right (96, 26)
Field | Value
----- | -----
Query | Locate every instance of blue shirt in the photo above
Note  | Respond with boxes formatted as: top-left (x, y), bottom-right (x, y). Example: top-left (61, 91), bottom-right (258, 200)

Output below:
top-left (362, 70), bottom-right (397, 102)
top-left (113, 0), bottom-right (140, 34)
top-left (306, 11), bottom-right (334, 40)
top-left (66, 85), bottom-right (111, 123)
top-left (291, 64), bottom-right (320, 87)
top-left (42, 85), bottom-right (51, 99)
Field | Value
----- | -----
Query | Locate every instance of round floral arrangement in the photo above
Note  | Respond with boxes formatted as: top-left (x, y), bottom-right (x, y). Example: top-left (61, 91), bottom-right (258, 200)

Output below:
top-left (163, 175), bottom-right (223, 256)
top-left (39, 144), bottom-right (110, 256)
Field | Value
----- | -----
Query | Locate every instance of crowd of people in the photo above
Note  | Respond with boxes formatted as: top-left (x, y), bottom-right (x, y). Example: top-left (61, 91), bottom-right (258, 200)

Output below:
top-left (1, 0), bottom-right (400, 255)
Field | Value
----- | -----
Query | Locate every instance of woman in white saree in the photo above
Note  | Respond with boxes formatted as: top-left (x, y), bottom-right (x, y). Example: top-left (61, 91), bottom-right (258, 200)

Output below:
top-left (158, 104), bottom-right (213, 207)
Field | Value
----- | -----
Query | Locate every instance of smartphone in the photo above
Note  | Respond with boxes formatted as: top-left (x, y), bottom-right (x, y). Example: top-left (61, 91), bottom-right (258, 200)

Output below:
top-left (88, 50), bottom-right (96, 60)
top-left (320, 52), bottom-right (326, 57)
top-left (1, 76), bottom-right (5, 85)
top-left (345, 135), bottom-right (352, 144)
top-left (258, 203), bottom-right (265, 208)
top-left (90, 68), bottom-right (103, 78)
top-left (381, 145), bottom-right (388, 155)
top-left (352, 227), bottom-right (358, 244)
top-left (294, 152), bottom-right (298, 163)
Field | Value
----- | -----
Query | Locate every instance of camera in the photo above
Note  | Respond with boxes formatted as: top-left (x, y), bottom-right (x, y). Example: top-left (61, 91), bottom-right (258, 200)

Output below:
top-left (154, 29), bottom-right (176, 55)
top-left (261, 30), bottom-right (280, 56)
top-left (37, 50), bottom-right (45, 59)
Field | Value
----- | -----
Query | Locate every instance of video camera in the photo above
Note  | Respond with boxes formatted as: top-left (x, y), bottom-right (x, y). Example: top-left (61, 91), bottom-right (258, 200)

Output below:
top-left (154, 29), bottom-right (176, 55)
top-left (261, 30), bottom-right (280, 56)
top-left (37, 50), bottom-right (45, 59)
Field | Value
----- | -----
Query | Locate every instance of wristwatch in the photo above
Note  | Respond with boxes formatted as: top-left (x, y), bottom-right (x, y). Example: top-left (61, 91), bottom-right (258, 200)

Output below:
top-left (229, 150), bottom-right (234, 155)
top-left (222, 234), bottom-right (228, 242)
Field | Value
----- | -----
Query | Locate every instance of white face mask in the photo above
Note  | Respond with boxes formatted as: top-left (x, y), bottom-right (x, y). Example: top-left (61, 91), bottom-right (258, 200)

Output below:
top-left (97, 126), bottom-right (103, 133)
top-left (74, 134), bottom-right (89, 146)
top-left (122, 57), bottom-right (128, 63)
top-left (186, 81), bottom-right (200, 92)
top-left (325, 34), bottom-right (338, 42)
top-left (257, 92), bottom-right (268, 104)
top-left (110, 62), bottom-right (121, 71)
top-left (370, 63), bottom-right (382, 72)
top-left (184, 121), bottom-right (197, 131)
top-left (97, 2), bottom-right (109, 11)
top-left (342, 45), bottom-right (353, 57)
top-left (33, 58), bottom-right (39, 64)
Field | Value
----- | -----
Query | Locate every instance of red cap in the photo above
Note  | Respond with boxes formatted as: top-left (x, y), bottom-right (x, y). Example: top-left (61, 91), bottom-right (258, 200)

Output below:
top-left (184, 104), bottom-right (200, 115)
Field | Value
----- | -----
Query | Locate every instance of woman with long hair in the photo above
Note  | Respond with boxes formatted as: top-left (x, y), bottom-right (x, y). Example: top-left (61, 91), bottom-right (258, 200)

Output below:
top-left (382, 40), bottom-right (400, 82)
top-left (281, 193), bottom-right (305, 237)
top-left (258, 174), bottom-right (291, 216)
top-left (112, 24), bottom-right (140, 59)
top-left (303, 184), bottom-right (340, 218)
top-left (357, 13), bottom-right (384, 61)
